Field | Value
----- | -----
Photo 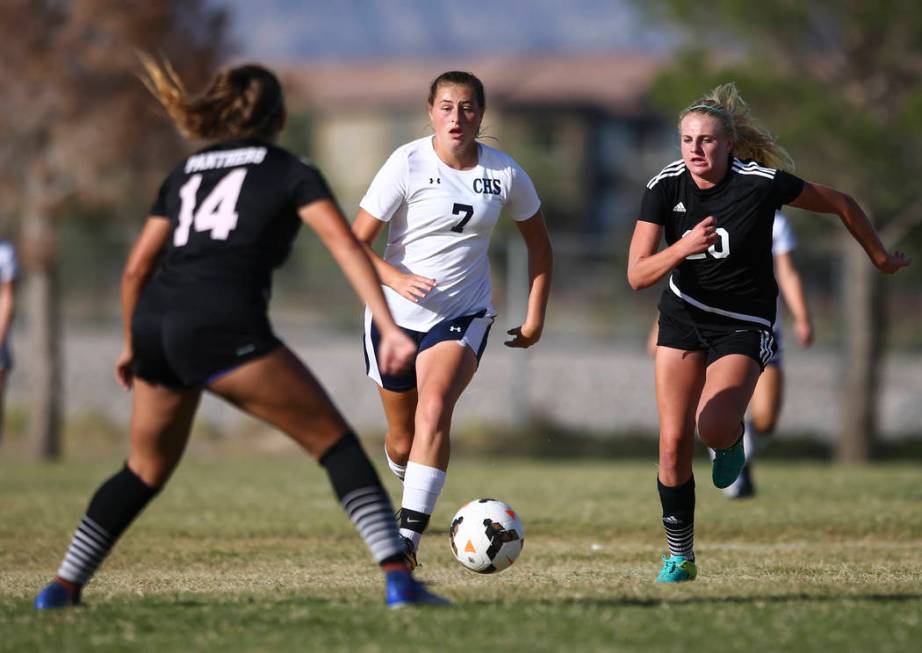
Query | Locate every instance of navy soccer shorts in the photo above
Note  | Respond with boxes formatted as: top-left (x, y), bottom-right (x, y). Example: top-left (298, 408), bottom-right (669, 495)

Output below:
top-left (363, 309), bottom-right (494, 392)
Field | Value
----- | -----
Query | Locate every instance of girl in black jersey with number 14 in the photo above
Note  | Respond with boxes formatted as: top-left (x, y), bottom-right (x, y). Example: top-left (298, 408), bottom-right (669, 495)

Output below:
top-left (627, 83), bottom-right (909, 584)
top-left (35, 58), bottom-right (448, 609)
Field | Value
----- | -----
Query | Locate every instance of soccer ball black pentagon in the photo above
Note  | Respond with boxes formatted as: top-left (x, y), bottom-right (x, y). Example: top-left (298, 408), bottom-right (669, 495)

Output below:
top-left (449, 498), bottom-right (524, 573)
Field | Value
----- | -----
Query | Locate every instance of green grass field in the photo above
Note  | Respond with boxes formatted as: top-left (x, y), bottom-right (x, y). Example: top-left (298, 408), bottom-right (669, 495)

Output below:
top-left (2, 454), bottom-right (920, 652)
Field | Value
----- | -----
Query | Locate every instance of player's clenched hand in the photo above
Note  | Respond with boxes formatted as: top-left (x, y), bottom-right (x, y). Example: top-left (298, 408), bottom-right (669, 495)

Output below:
top-left (377, 328), bottom-right (416, 375)
top-left (681, 216), bottom-right (718, 257)
top-left (115, 346), bottom-right (134, 390)
top-left (504, 322), bottom-right (543, 348)
top-left (389, 272), bottom-right (436, 302)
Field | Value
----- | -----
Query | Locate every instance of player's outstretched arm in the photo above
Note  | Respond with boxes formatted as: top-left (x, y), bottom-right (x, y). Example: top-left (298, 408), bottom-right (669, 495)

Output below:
top-left (117, 217), bottom-right (171, 389)
top-left (789, 182), bottom-right (911, 274)
top-left (300, 200), bottom-right (415, 374)
top-left (505, 209), bottom-right (552, 348)
top-left (352, 208), bottom-right (436, 303)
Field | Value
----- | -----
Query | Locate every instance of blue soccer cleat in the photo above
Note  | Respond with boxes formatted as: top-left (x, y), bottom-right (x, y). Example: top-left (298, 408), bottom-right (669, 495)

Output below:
top-left (385, 570), bottom-right (451, 608)
top-left (712, 435), bottom-right (745, 489)
top-left (35, 580), bottom-right (81, 610)
top-left (655, 554), bottom-right (698, 583)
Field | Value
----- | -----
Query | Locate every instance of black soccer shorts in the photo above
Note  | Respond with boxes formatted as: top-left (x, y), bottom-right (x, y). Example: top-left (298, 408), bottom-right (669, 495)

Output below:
top-left (131, 282), bottom-right (282, 388)
top-left (657, 311), bottom-right (776, 370)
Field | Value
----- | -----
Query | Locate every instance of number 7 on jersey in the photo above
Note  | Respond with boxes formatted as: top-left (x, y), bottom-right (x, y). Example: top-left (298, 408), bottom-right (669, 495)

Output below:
top-left (451, 202), bottom-right (474, 233)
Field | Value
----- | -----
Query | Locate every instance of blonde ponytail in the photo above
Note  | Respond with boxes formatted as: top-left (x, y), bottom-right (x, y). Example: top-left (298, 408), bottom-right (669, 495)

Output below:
top-left (680, 82), bottom-right (794, 171)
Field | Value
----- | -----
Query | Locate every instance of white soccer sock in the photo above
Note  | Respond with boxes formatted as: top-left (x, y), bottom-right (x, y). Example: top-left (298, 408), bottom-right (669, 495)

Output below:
top-left (399, 461), bottom-right (446, 550)
top-left (742, 419), bottom-right (756, 463)
top-left (384, 446), bottom-right (407, 481)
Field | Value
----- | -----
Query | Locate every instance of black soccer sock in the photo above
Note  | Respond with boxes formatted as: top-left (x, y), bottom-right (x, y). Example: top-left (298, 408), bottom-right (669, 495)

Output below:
top-left (320, 431), bottom-right (404, 565)
top-left (57, 463), bottom-right (160, 585)
top-left (658, 475), bottom-right (696, 560)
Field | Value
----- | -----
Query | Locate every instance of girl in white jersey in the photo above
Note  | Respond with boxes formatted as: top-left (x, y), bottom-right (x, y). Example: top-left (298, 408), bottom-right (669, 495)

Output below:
top-left (725, 211), bottom-right (814, 498)
top-left (353, 71), bottom-right (553, 567)
top-left (0, 240), bottom-right (16, 445)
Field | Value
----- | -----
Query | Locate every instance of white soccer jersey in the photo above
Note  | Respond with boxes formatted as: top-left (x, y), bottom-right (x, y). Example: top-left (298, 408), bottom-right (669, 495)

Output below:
top-left (360, 136), bottom-right (541, 331)
top-left (772, 212), bottom-right (797, 257)
top-left (0, 241), bottom-right (17, 283)
top-left (772, 212), bottom-right (797, 330)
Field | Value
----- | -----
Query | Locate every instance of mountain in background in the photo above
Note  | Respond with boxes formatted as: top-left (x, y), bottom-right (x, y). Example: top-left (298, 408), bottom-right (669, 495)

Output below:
top-left (217, 0), bottom-right (672, 62)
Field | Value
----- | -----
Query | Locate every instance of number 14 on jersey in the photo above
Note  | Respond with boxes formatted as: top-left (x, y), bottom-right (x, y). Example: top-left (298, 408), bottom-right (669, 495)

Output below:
top-left (175, 169), bottom-right (249, 247)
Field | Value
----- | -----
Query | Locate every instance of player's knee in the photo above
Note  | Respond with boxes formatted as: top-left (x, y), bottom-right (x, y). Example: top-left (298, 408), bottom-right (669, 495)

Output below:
top-left (414, 395), bottom-right (451, 435)
top-left (658, 433), bottom-right (686, 472)
top-left (696, 412), bottom-right (739, 448)
top-left (751, 414), bottom-right (777, 434)
top-left (386, 432), bottom-right (413, 461)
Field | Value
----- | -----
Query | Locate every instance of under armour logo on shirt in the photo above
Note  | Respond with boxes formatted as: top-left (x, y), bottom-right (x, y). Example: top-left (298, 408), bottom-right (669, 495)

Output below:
top-left (449, 325), bottom-right (462, 332)
top-left (429, 177), bottom-right (441, 184)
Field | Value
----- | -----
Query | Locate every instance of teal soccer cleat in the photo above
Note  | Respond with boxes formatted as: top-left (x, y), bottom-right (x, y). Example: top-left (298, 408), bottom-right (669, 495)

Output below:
top-left (385, 570), bottom-right (451, 608)
top-left (655, 555), bottom-right (698, 583)
top-left (712, 434), bottom-right (745, 489)
top-left (35, 580), bottom-right (80, 610)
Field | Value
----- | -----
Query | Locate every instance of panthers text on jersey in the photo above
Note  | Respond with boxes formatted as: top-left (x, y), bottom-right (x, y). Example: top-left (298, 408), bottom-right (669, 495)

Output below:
top-left (360, 136), bottom-right (541, 331)
top-left (150, 138), bottom-right (332, 296)
top-left (638, 158), bottom-right (804, 329)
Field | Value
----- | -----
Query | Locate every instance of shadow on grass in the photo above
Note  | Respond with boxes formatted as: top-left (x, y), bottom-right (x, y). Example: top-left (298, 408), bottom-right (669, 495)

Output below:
top-left (448, 420), bottom-right (922, 462)
top-left (519, 592), bottom-right (922, 609)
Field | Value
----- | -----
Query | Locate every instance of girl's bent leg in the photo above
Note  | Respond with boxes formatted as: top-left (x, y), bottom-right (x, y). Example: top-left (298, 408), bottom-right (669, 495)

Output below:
top-left (36, 379), bottom-right (200, 609)
top-left (378, 386), bottom-right (418, 480)
top-left (207, 346), bottom-right (407, 568)
top-left (396, 341), bottom-right (478, 556)
top-left (654, 346), bottom-right (706, 580)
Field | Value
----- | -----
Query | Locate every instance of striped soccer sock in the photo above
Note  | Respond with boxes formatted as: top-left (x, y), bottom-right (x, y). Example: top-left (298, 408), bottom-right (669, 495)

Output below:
top-left (657, 475), bottom-right (696, 560)
top-left (57, 464), bottom-right (159, 586)
top-left (320, 432), bottom-right (404, 565)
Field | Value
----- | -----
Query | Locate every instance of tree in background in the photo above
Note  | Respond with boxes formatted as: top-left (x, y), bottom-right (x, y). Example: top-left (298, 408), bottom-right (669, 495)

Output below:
top-left (639, 0), bottom-right (922, 460)
top-left (0, 0), bottom-right (232, 459)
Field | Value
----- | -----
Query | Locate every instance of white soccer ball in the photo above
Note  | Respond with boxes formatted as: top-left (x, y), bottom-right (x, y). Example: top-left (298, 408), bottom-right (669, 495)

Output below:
top-left (449, 498), bottom-right (525, 573)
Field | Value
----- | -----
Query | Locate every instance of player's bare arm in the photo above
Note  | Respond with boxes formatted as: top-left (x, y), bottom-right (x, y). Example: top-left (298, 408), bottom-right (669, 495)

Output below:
top-left (789, 182), bottom-right (910, 273)
top-left (301, 200), bottom-right (415, 375)
top-left (116, 216), bottom-right (171, 389)
top-left (352, 208), bottom-right (437, 302)
top-left (505, 209), bottom-right (552, 348)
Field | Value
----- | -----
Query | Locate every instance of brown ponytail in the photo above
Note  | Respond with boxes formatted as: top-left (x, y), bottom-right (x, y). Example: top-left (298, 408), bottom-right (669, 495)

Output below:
top-left (139, 53), bottom-right (285, 141)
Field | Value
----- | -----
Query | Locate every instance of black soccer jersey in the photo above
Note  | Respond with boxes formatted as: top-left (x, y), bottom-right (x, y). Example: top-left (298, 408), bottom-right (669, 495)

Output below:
top-left (638, 157), bottom-right (805, 328)
top-left (149, 138), bottom-right (333, 294)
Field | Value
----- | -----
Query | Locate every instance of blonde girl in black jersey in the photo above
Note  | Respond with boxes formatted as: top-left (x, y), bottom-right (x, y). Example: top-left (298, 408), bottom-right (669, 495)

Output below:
top-left (628, 83), bottom-right (909, 583)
